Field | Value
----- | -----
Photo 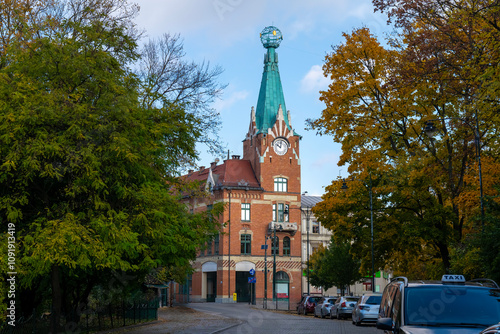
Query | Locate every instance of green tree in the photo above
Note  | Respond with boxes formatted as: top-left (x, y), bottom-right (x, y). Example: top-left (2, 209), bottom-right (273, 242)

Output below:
top-left (307, 239), bottom-right (362, 295)
top-left (0, 0), bottom-right (224, 329)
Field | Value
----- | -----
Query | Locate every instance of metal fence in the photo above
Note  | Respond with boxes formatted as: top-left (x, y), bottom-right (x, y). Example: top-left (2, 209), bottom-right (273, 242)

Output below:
top-left (0, 299), bottom-right (159, 334)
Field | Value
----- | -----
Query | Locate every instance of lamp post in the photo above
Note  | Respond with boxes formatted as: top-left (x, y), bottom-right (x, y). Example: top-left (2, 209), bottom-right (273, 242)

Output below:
top-left (227, 189), bottom-right (232, 302)
top-left (342, 174), bottom-right (375, 292)
top-left (263, 239), bottom-right (268, 309)
top-left (424, 117), bottom-right (484, 231)
top-left (302, 207), bottom-right (312, 295)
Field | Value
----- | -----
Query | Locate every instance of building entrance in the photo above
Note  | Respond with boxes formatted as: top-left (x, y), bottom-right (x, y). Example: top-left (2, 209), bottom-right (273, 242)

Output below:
top-left (275, 271), bottom-right (290, 309)
top-left (235, 271), bottom-right (255, 303)
top-left (206, 272), bottom-right (217, 302)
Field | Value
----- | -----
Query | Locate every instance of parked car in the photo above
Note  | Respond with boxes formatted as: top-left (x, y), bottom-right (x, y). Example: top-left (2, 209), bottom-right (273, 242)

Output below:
top-left (377, 275), bottom-right (500, 333)
top-left (313, 297), bottom-right (336, 318)
top-left (352, 293), bottom-right (382, 326)
top-left (297, 295), bottom-right (322, 315)
top-left (330, 296), bottom-right (359, 319)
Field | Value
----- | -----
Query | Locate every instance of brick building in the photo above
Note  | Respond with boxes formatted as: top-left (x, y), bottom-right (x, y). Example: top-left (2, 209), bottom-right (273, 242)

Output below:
top-left (181, 26), bottom-right (303, 309)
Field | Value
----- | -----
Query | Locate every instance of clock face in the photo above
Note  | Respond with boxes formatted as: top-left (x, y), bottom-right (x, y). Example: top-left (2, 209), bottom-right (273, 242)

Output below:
top-left (273, 138), bottom-right (289, 156)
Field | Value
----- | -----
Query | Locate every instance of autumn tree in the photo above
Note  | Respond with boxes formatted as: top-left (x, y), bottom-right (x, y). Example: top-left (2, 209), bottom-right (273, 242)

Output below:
top-left (310, 0), bottom-right (500, 277)
top-left (0, 0), bottom-right (224, 330)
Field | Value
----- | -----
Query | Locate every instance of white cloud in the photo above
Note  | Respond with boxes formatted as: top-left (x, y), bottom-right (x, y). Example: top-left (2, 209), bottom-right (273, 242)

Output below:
top-left (214, 89), bottom-right (249, 112)
top-left (300, 65), bottom-right (329, 93)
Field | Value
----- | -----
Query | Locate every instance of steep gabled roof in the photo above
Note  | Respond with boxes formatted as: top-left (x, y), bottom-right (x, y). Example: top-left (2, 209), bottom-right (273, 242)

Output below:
top-left (183, 159), bottom-right (261, 190)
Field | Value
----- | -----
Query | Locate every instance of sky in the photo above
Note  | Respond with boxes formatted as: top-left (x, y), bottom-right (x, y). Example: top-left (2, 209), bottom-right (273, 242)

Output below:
top-left (133, 0), bottom-right (391, 196)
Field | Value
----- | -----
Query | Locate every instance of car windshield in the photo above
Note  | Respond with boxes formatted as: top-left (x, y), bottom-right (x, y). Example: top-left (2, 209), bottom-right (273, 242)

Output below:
top-left (309, 297), bottom-right (321, 303)
top-left (366, 295), bottom-right (382, 305)
top-left (405, 287), bottom-right (500, 327)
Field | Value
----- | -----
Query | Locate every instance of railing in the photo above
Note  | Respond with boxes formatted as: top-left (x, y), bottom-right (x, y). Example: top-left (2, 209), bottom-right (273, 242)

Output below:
top-left (0, 299), bottom-right (158, 334)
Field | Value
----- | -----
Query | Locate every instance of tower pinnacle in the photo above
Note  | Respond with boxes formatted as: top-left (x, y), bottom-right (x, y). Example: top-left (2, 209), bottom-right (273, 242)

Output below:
top-left (255, 26), bottom-right (291, 134)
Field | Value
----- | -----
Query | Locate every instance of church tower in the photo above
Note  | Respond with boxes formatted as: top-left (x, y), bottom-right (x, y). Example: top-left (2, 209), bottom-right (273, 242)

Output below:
top-left (183, 26), bottom-right (303, 309)
top-left (243, 26), bottom-right (301, 194)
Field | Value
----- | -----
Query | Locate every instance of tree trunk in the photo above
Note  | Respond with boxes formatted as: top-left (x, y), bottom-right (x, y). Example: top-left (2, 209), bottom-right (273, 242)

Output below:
top-left (50, 265), bottom-right (62, 334)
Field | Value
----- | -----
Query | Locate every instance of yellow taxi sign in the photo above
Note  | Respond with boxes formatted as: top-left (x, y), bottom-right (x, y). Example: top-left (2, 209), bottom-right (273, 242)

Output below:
top-left (442, 275), bottom-right (465, 282)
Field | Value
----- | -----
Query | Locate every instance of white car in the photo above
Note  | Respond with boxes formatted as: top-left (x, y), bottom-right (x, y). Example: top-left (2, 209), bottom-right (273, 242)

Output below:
top-left (351, 293), bottom-right (382, 326)
top-left (313, 297), bottom-right (336, 318)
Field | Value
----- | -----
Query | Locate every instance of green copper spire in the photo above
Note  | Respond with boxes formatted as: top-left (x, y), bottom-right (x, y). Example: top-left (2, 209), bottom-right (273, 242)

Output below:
top-left (255, 26), bottom-right (291, 133)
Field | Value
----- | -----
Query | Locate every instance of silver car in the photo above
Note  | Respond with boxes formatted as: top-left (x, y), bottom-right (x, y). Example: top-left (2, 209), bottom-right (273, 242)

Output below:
top-left (330, 296), bottom-right (359, 319)
top-left (352, 293), bottom-right (382, 326)
top-left (313, 297), bottom-right (336, 318)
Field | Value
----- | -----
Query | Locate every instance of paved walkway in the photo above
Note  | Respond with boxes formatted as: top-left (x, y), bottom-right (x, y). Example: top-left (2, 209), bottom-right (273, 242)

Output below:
top-left (101, 305), bottom-right (241, 334)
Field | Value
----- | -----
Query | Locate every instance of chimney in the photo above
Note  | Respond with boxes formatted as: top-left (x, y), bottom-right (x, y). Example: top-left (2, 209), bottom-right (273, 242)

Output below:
top-left (188, 169), bottom-right (194, 174)
top-left (232, 155), bottom-right (240, 160)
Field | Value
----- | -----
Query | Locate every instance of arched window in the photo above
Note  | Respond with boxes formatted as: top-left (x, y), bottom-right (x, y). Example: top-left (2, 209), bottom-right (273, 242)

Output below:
top-left (274, 177), bottom-right (288, 192)
top-left (276, 271), bottom-right (289, 281)
top-left (283, 236), bottom-right (290, 256)
top-left (271, 236), bottom-right (279, 255)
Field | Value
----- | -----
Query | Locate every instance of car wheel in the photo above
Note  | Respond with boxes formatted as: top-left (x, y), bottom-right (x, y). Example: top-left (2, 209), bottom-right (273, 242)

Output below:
top-left (337, 311), bottom-right (341, 320)
top-left (330, 311), bottom-right (334, 319)
top-left (297, 307), bottom-right (301, 315)
top-left (321, 310), bottom-right (325, 319)
top-left (303, 308), bottom-right (307, 315)
top-left (355, 319), bottom-right (361, 326)
top-left (313, 310), bottom-right (317, 317)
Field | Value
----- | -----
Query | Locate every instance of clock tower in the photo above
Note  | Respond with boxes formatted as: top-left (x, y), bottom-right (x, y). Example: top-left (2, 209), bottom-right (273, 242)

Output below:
top-left (184, 26), bottom-right (303, 309)
top-left (243, 26), bottom-right (301, 194)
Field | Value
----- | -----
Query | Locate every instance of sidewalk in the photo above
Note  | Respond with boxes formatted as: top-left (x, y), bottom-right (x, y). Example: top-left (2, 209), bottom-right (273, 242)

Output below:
top-left (102, 305), bottom-right (242, 334)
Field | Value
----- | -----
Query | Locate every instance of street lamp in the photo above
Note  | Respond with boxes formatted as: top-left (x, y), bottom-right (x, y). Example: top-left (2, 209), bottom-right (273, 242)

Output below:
top-left (263, 238), bottom-right (268, 309)
top-left (342, 174), bottom-right (375, 293)
top-left (424, 117), bottom-right (484, 230)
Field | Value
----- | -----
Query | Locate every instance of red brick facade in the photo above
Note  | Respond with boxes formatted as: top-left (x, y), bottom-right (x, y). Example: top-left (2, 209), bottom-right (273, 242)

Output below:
top-left (183, 26), bottom-right (302, 309)
top-left (183, 105), bottom-right (303, 309)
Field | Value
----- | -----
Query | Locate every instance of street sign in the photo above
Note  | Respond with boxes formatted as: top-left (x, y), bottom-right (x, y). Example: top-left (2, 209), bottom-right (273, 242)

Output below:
top-left (261, 245), bottom-right (268, 250)
top-left (248, 277), bottom-right (256, 283)
top-left (249, 268), bottom-right (255, 276)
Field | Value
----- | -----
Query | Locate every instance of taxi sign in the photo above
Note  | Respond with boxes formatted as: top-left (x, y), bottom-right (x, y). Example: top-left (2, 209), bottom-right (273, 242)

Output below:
top-left (442, 275), bottom-right (465, 282)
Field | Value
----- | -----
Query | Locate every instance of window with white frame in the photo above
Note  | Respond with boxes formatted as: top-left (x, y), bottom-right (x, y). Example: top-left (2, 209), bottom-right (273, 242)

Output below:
top-left (241, 203), bottom-right (250, 221)
top-left (274, 177), bottom-right (288, 192)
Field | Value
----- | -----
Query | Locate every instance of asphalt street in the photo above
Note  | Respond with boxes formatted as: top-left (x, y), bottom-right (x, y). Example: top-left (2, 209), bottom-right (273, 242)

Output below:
top-left (188, 303), bottom-right (380, 334)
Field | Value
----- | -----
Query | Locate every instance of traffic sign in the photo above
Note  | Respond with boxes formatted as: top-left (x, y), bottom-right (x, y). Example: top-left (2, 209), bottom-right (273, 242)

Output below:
top-left (248, 277), bottom-right (256, 283)
top-left (249, 268), bottom-right (255, 276)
